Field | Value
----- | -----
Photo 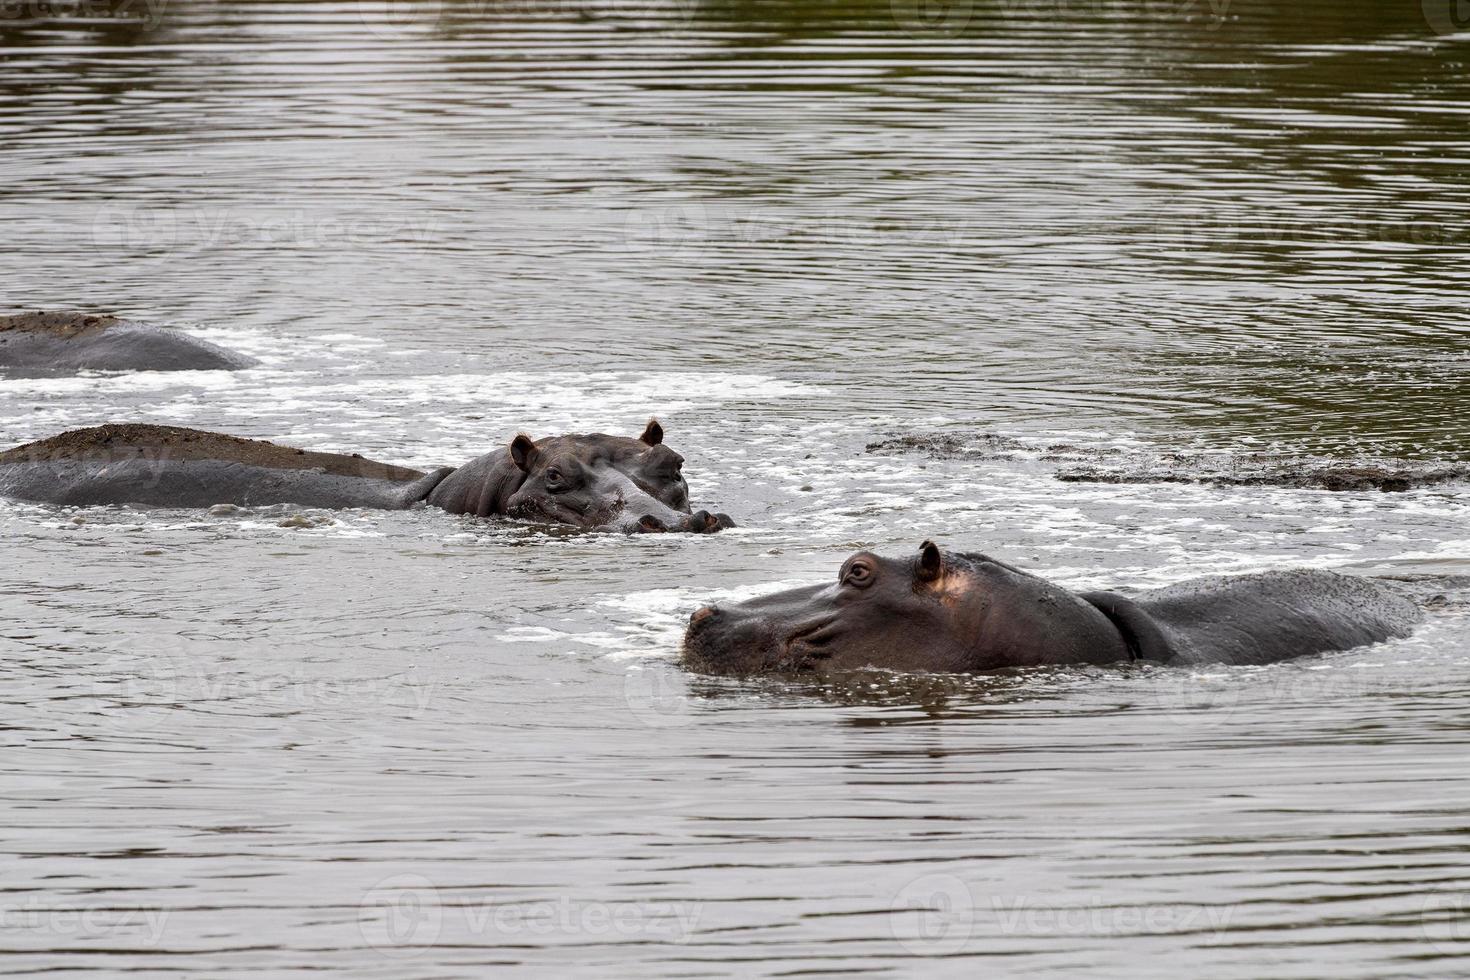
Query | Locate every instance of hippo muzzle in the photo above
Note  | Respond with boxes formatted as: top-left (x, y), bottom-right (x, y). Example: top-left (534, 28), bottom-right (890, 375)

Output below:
top-left (632, 509), bottom-right (736, 535)
top-left (508, 462), bottom-right (732, 535)
top-left (683, 583), bottom-right (841, 672)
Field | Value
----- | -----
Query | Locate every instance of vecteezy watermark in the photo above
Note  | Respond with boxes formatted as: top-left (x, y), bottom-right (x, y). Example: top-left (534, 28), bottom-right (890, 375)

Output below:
top-left (1423, 0), bottom-right (1470, 35)
top-left (1421, 885), bottom-right (1470, 954)
top-left (85, 636), bottom-right (436, 736)
top-left (18, 444), bottom-right (177, 499)
top-left (0, 0), bottom-right (169, 27)
top-left (1123, 207), bottom-right (1461, 250)
top-left (359, 875), bottom-right (443, 955)
top-left (888, 874), bottom-right (1235, 954)
top-left (91, 205), bottom-right (440, 265)
top-left (355, 0), bottom-right (700, 40)
top-left (14, 438), bottom-right (426, 497)
top-left (356, 0), bottom-right (443, 39)
top-left (622, 666), bottom-right (696, 728)
top-left (890, 873), bottom-right (976, 955)
top-left (890, 0), bottom-right (973, 38)
top-left (1135, 666), bottom-right (1247, 729)
top-left (358, 874), bottom-right (702, 957)
top-left (87, 641), bottom-right (183, 734)
top-left (623, 202), bottom-right (974, 257)
top-left (0, 898), bottom-right (171, 946)
top-left (1139, 664), bottom-right (1406, 731)
top-left (619, 200), bottom-right (1464, 259)
top-left (989, 896), bottom-right (1235, 938)
top-left (891, 0), bottom-right (1231, 37)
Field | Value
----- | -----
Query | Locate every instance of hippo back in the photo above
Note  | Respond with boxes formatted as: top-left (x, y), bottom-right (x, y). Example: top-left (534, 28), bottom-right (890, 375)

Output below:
top-left (1088, 569), bottom-right (1422, 667)
top-left (0, 312), bottom-right (258, 376)
top-left (0, 424), bottom-right (450, 510)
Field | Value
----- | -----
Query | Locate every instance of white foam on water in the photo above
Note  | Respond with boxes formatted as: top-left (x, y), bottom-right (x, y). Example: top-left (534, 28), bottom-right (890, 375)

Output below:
top-left (0, 369), bottom-right (252, 397)
top-left (0, 369), bottom-right (828, 475)
top-left (488, 578), bottom-right (824, 659)
top-left (590, 579), bottom-right (822, 662)
top-left (308, 332), bottom-right (387, 345)
top-left (1386, 540), bottom-right (1470, 561)
top-left (499, 626), bottom-right (570, 643)
top-left (232, 520), bottom-right (385, 538)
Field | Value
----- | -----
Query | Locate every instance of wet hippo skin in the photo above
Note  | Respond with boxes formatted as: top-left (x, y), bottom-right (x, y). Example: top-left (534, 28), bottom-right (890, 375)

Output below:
top-left (683, 542), bottom-right (1422, 674)
top-left (0, 311), bottom-right (259, 375)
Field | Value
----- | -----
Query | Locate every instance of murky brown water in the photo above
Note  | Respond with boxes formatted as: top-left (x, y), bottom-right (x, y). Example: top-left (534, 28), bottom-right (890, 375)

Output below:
top-left (2, 0), bottom-right (1469, 974)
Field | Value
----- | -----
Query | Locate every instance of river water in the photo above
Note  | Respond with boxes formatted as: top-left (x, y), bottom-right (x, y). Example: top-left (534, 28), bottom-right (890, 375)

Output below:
top-left (2, 0), bottom-right (1469, 975)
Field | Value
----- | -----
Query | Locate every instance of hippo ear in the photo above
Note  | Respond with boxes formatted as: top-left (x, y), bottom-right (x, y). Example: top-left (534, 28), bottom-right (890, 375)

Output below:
top-left (917, 540), bottom-right (943, 581)
top-left (509, 434), bottom-right (537, 473)
top-left (639, 418), bottom-right (664, 446)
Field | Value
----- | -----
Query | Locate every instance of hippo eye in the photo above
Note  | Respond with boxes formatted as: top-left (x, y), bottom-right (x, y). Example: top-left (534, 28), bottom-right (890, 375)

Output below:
top-left (545, 467), bottom-right (565, 491)
top-left (842, 560), bottom-right (874, 588)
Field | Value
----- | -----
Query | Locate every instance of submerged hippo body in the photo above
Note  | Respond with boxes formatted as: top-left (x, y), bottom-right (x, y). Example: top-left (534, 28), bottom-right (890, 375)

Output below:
top-left (683, 542), bottom-right (1421, 674)
top-left (0, 312), bottom-right (259, 376)
top-left (0, 425), bottom-right (451, 510)
top-left (0, 420), bottom-right (732, 533)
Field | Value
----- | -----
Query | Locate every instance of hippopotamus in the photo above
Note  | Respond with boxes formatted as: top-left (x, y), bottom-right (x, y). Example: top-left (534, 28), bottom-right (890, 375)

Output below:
top-left (0, 420), bottom-right (733, 533)
top-left (0, 311), bottom-right (258, 376)
top-left (683, 542), bottom-right (1422, 673)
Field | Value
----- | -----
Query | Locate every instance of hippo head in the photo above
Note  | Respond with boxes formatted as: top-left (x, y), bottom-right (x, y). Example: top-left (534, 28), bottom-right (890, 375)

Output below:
top-left (610, 419), bottom-right (692, 513)
top-left (502, 420), bottom-right (733, 535)
top-left (682, 542), bottom-right (1130, 674)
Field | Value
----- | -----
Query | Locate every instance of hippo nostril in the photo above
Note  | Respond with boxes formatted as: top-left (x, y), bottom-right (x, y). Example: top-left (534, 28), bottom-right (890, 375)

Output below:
top-left (690, 605), bottom-right (718, 626)
top-left (637, 515), bottom-right (668, 533)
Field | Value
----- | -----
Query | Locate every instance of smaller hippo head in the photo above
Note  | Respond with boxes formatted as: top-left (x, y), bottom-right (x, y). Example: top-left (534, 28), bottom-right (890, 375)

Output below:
top-left (613, 419), bottom-right (692, 513)
top-left (683, 542), bottom-right (1130, 674)
top-left (502, 421), bottom-right (732, 535)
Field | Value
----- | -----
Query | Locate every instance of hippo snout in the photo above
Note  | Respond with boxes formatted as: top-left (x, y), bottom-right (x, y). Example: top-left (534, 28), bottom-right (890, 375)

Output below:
top-left (633, 510), bottom-right (734, 535)
top-left (682, 582), bottom-right (836, 674)
top-left (683, 603), bottom-right (742, 668)
top-left (685, 511), bottom-right (736, 534)
top-left (681, 598), bottom-right (783, 673)
top-left (633, 514), bottom-right (670, 533)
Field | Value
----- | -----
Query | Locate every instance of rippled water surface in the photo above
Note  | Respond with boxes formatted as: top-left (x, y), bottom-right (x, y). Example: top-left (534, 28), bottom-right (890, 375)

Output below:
top-left (3, 0), bottom-right (1470, 974)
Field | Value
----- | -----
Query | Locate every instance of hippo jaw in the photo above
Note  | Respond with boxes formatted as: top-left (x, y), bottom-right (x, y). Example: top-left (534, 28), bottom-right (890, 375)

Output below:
top-left (683, 542), bottom-right (1134, 675)
top-left (683, 585), bottom-right (850, 673)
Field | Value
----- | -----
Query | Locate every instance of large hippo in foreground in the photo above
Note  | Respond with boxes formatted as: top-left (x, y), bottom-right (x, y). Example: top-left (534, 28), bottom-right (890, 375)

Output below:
top-left (683, 542), bottom-right (1421, 673)
top-left (0, 311), bottom-right (258, 375)
top-left (0, 420), bottom-right (733, 533)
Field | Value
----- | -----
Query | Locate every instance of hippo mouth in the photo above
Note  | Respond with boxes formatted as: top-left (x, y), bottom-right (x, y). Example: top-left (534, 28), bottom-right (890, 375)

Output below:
top-left (781, 616), bottom-right (843, 668)
top-left (504, 505), bottom-right (730, 535)
top-left (682, 584), bottom-right (841, 674)
top-left (505, 498), bottom-right (616, 528)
